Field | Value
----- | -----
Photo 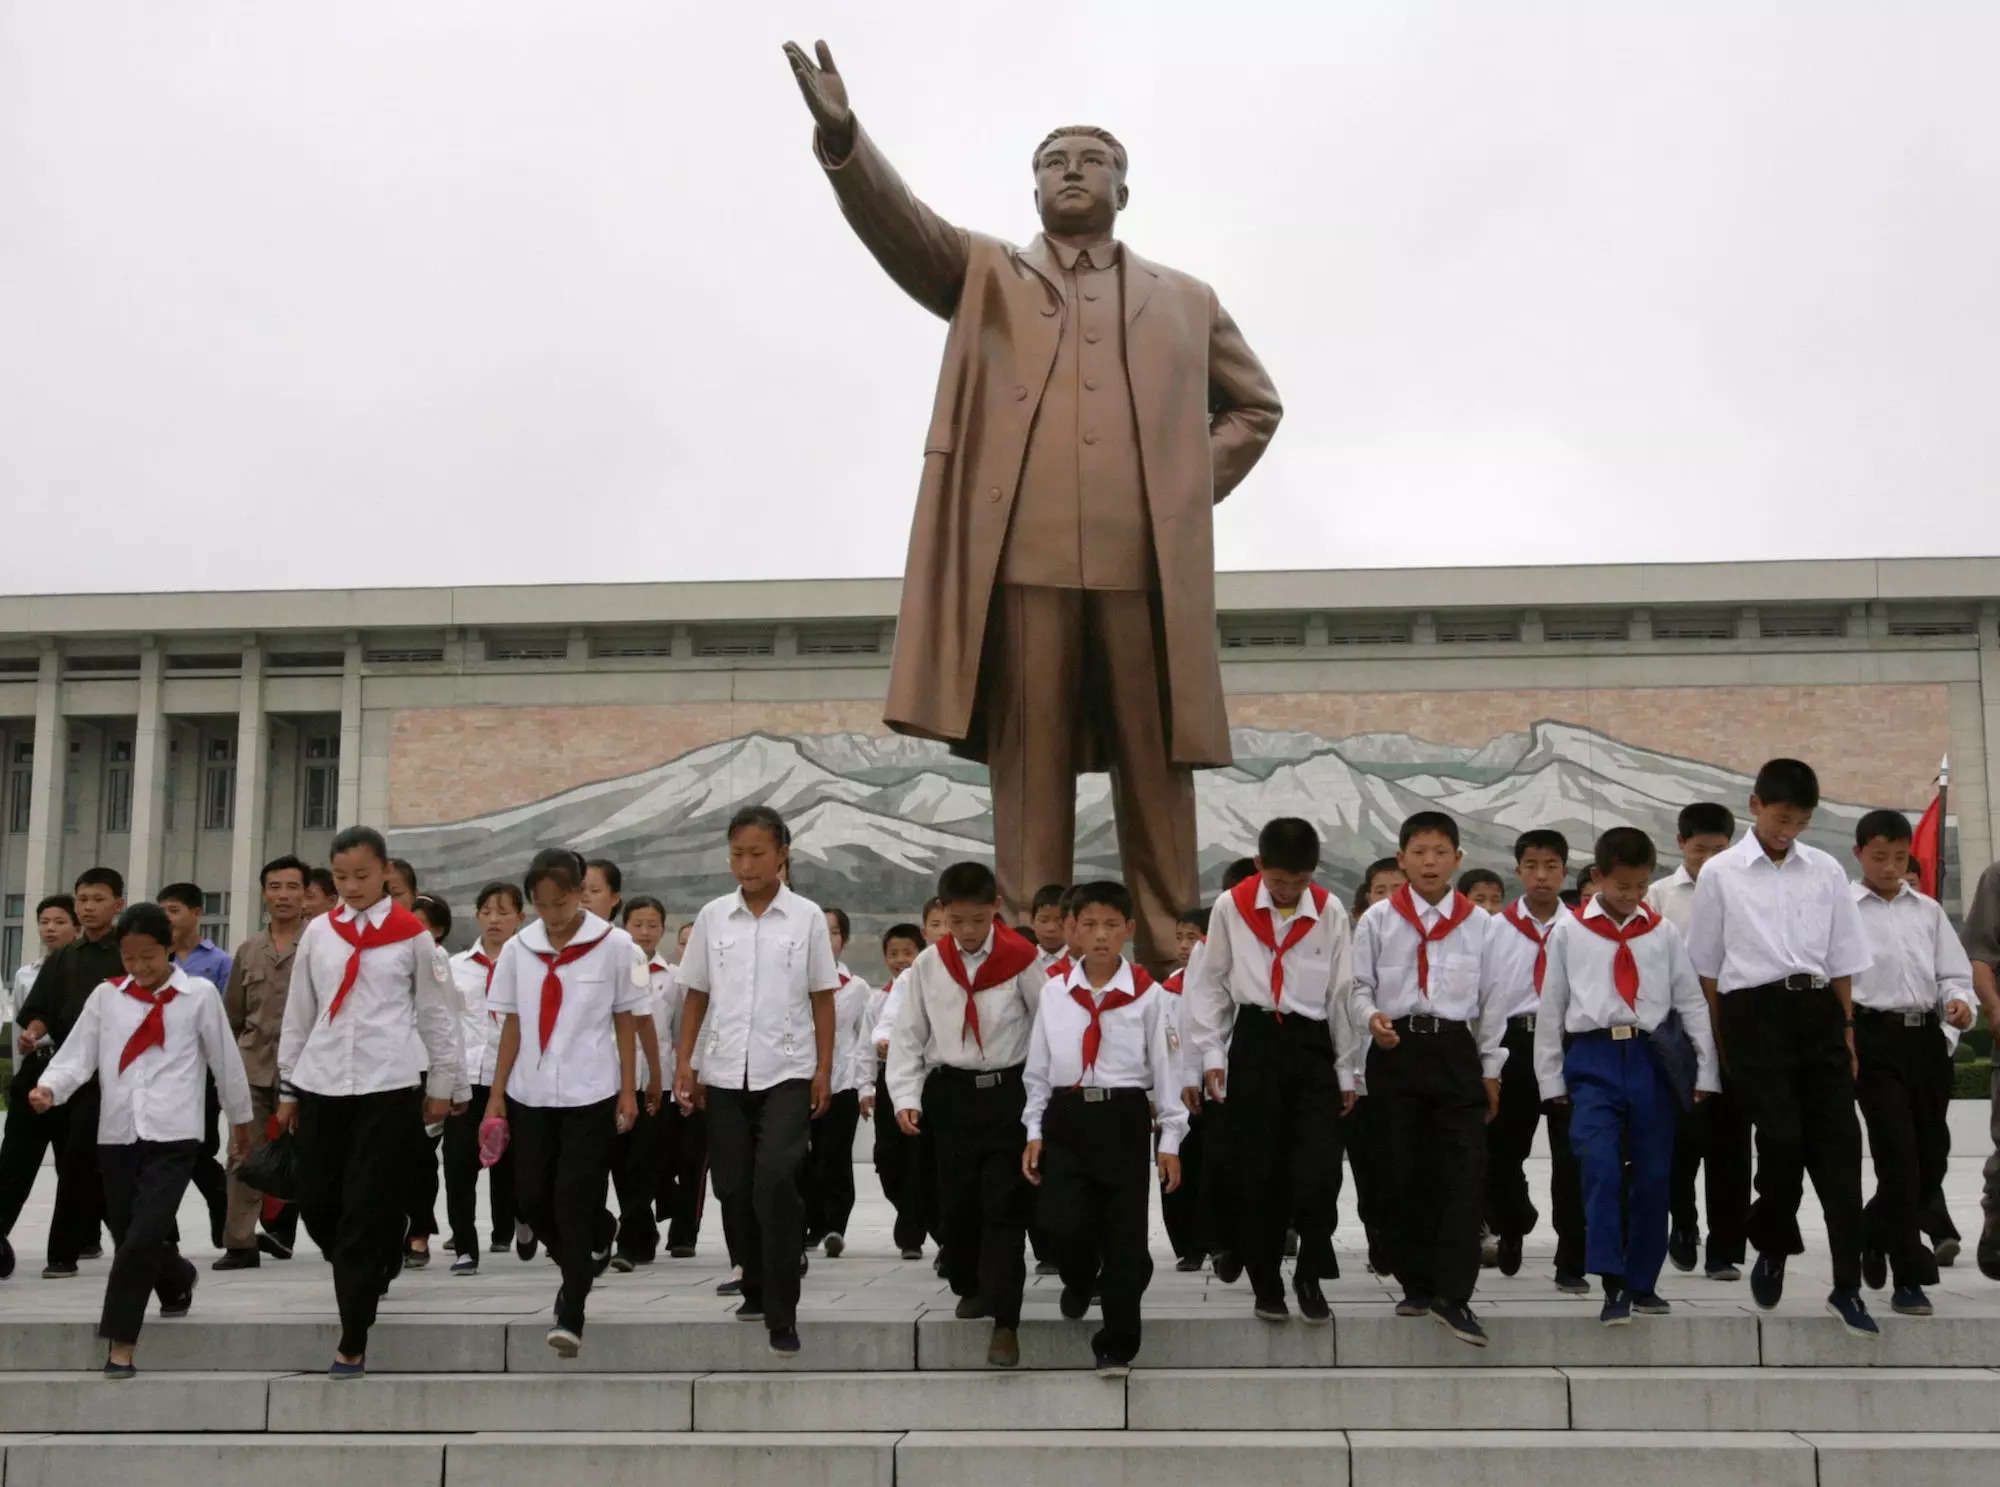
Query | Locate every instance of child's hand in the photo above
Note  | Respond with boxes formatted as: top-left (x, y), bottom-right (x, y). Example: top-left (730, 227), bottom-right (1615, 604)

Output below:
top-left (26, 1086), bottom-right (53, 1114)
top-left (896, 1108), bottom-right (922, 1136)
top-left (422, 1096), bottom-right (450, 1127)
top-left (1693, 1089), bottom-right (1711, 1103)
top-left (1369, 1013), bottom-right (1399, 1049)
top-left (858, 1094), bottom-right (874, 1120)
top-left (874, 1039), bottom-right (889, 1059)
top-left (1340, 1090), bottom-right (1358, 1116)
top-left (673, 1068), bottom-right (696, 1115)
top-left (273, 1099), bottom-right (299, 1134)
top-left (646, 1078), bottom-right (664, 1117)
top-left (1022, 1139), bottom-right (1043, 1186)
top-left (229, 1122), bottom-right (254, 1163)
top-left (1180, 1085), bottom-right (1201, 1115)
top-left (1157, 1151), bottom-right (1180, 1194)
top-left (1483, 1077), bottom-right (1501, 1123)
top-left (1203, 1069), bottom-right (1226, 1101)
top-left (615, 1090), bottom-right (638, 1134)
top-left (1946, 999), bottom-right (1975, 1031)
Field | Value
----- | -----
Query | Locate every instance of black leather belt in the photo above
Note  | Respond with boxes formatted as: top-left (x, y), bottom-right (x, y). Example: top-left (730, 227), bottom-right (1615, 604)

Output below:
top-left (1392, 1014), bottom-right (1468, 1035)
top-left (1508, 1013), bottom-right (1539, 1035)
top-left (1855, 1006), bottom-right (1937, 1028)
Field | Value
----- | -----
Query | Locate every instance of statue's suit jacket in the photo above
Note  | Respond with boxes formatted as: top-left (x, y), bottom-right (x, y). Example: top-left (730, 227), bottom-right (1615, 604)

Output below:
top-left (818, 122), bottom-right (1282, 769)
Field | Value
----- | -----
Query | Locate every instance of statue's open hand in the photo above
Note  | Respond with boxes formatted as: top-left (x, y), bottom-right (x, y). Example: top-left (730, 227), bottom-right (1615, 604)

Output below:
top-left (783, 40), bottom-right (852, 152)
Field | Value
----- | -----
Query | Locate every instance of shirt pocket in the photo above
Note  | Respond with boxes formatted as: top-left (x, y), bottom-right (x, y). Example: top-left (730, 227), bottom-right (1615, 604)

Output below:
top-left (1430, 950), bottom-right (1482, 1003)
top-left (1788, 894), bottom-right (1832, 964)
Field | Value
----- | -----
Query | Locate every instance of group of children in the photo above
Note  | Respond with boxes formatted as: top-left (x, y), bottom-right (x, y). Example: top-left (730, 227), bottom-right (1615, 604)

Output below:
top-left (5, 751), bottom-right (1995, 1375)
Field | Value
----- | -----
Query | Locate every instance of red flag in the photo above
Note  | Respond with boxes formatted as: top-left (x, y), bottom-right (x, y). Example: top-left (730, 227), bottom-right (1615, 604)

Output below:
top-left (1911, 791), bottom-right (1943, 897)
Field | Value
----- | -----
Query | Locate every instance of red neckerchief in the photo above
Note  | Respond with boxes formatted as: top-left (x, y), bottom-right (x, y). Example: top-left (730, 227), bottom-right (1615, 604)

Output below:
top-left (472, 949), bottom-right (499, 1023)
top-left (1386, 884), bottom-right (1476, 997)
top-left (1229, 875), bottom-right (1332, 1014)
top-left (1570, 899), bottom-right (1661, 1010)
top-left (1045, 955), bottom-right (1073, 980)
top-left (1069, 962), bottom-right (1154, 1078)
top-left (116, 976), bottom-right (179, 1072)
top-left (935, 923), bottom-right (1039, 1052)
top-left (1501, 901), bottom-right (1562, 995)
top-left (528, 926), bottom-right (613, 1053)
top-left (323, 902), bottom-right (431, 1020)
top-left (1163, 968), bottom-right (1185, 995)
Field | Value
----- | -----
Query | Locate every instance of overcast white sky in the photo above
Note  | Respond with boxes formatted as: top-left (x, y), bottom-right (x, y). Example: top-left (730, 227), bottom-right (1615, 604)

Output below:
top-left (3, 1), bottom-right (1996, 597)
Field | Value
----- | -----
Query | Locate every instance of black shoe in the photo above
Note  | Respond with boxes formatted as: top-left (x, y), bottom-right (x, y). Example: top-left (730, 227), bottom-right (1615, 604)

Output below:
top-left (1430, 1300), bottom-right (1488, 1347)
top-left (515, 1223), bottom-right (539, 1263)
top-left (899, 1248), bottom-right (923, 1262)
top-left (41, 1263), bottom-right (78, 1280)
top-left (1034, 1260), bottom-right (1059, 1276)
top-left (0, 1237), bottom-right (12, 1280)
top-left (609, 1254), bottom-right (635, 1274)
top-left (1554, 1270), bottom-right (1591, 1295)
top-left (1497, 1233), bottom-right (1523, 1277)
top-left (1749, 1253), bottom-right (1785, 1310)
top-left (590, 1247), bottom-right (611, 1278)
top-left (768, 1325), bottom-right (801, 1357)
top-left (103, 1359), bottom-right (137, 1379)
top-left (211, 1249), bottom-right (259, 1272)
top-left (257, 1230), bottom-right (294, 1261)
top-left (1174, 1254), bottom-right (1203, 1273)
top-left (1092, 1348), bottom-right (1128, 1373)
top-left (328, 1358), bottom-right (366, 1379)
top-left (735, 1299), bottom-right (765, 1322)
top-left (717, 1276), bottom-right (743, 1296)
top-left (1667, 1227), bottom-right (1698, 1273)
top-left (1212, 1250), bottom-right (1244, 1285)
top-left (1861, 1247), bottom-right (1887, 1291)
top-left (1283, 1228), bottom-right (1299, 1258)
top-left (670, 1245), bottom-right (698, 1259)
top-left (1826, 1288), bottom-right (1880, 1338)
top-left (1600, 1284), bottom-right (1632, 1326)
top-left (1394, 1292), bottom-right (1433, 1317)
top-left (489, 1239), bottom-right (510, 1255)
top-left (986, 1324), bottom-right (1019, 1368)
top-left (1890, 1285), bottom-right (1933, 1316)
top-left (450, 1252), bottom-right (479, 1276)
top-left (1632, 1291), bottom-right (1672, 1315)
top-left (1293, 1272), bottom-right (1331, 1325)
top-left (823, 1233), bottom-right (845, 1258)
top-left (1934, 1237), bottom-right (1959, 1268)
top-left (160, 1272), bottom-right (196, 1318)
top-left (954, 1294), bottom-right (989, 1321)
top-left (1252, 1291), bottom-right (1290, 1324)
top-left (81, 1245), bottom-right (104, 1261)
top-left (1980, 1218), bottom-right (2000, 1281)
top-left (1705, 1260), bottom-right (1742, 1282)
top-left (403, 1245), bottom-right (430, 1270)
top-left (1059, 1286), bottom-right (1090, 1320)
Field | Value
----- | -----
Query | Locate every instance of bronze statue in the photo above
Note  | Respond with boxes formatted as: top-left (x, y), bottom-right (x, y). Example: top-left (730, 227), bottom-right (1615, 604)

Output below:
top-left (784, 40), bottom-right (1282, 971)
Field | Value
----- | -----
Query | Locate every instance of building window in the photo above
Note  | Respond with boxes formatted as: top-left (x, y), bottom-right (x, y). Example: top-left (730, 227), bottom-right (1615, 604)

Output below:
top-left (202, 736), bottom-right (237, 832)
top-left (201, 892), bottom-right (230, 944)
top-left (797, 626), bottom-right (882, 656)
top-left (5, 740), bottom-right (30, 834)
top-left (302, 732), bottom-right (339, 830)
top-left (163, 738), bottom-right (178, 832)
top-left (590, 629), bottom-right (675, 659)
top-left (104, 739), bottom-right (134, 835)
top-left (1327, 616), bottom-right (1412, 646)
top-left (1220, 616), bottom-right (1307, 649)
top-left (486, 632), bottom-right (570, 662)
top-left (1651, 609), bottom-right (1737, 641)
top-left (1543, 611), bottom-right (1628, 643)
top-left (62, 739), bottom-right (81, 833)
top-left (1, 927), bottom-right (20, 982)
top-left (693, 627), bottom-right (777, 658)
top-left (1758, 608), bottom-right (1845, 640)
top-left (1436, 613), bottom-right (1521, 644)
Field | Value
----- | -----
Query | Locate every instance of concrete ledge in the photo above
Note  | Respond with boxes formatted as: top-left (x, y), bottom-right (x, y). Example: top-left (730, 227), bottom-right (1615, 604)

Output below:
top-left (895, 1430), bottom-right (1350, 1487)
top-left (0, 1317), bottom-right (506, 1373)
top-left (1808, 1432), bottom-right (2000, 1487)
top-left (1128, 1367), bottom-right (1568, 1430)
top-left (499, 1316), bottom-right (913, 1372)
top-left (1332, 1305), bottom-right (1759, 1367)
top-left (1346, 1430), bottom-right (1815, 1487)
top-left (1, 1435), bottom-right (447, 1487)
top-left (268, 1372), bottom-right (695, 1432)
top-left (1757, 1312), bottom-right (2000, 1366)
top-left (916, 1311), bottom-right (1335, 1370)
top-left (0, 1373), bottom-right (272, 1433)
top-left (693, 1370), bottom-right (1125, 1430)
top-left (1567, 1366), bottom-right (2000, 1431)
top-left (445, 1432), bottom-right (898, 1487)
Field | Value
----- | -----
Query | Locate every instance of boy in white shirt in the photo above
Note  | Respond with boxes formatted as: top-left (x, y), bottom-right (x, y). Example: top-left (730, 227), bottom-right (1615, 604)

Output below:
top-left (485, 850), bottom-right (646, 1356)
top-left (1187, 820), bottom-right (1357, 1326)
top-left (1535, 828), bottom-right (1718, 1324)
top-left (1849, 809), bottom-right (1977, 1315)
top-left (1351, 810), bottom-right (1504, 1347)
top-left (641, 916), bottom-right (708, 1258)
top-left (1686, 758), bottom-right (1878, 1337)
top-left (275, 826), bottom-right (462, 1378)
top-left (1023, 880), bottom-right (1186, 1370)
top-left (886, 862), bottom-right (1044, 1368)
top-left (32, 902), bottom-right (253, 1376)
top-left (674, 806), bottom-right (840, 1357)
top-left (1159, 906), bottom-right (1210, 1272)
top-left (443, 881), bottom-right (524, 1274)
top-left (866, 923), bottom-right (930, 1259)
top-left (1029, 883), bottom-right (1069, 975)
top-left (801, 906), bottom-right (871, 1258)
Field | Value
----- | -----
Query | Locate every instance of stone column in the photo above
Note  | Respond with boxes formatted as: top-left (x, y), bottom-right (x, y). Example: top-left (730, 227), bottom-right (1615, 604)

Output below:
top-left (126, 639), bottom-right (168, 901)
top-left (21, 644), bottom-right (67, 916)
top-left (337, 633), bottom-right (363, 828)
top-left (226, 639), bottom-right (267, 945)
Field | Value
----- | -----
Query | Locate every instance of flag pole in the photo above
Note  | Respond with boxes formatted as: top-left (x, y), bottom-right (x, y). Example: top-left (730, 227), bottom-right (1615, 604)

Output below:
top-left (1937, 754), bottom-right (1950, 908)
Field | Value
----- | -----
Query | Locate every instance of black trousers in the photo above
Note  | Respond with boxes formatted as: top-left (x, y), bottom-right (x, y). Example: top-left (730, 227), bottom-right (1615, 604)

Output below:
top-left (510, 1096), bottom-right (616, 1332)
top-left (0, 1052), bottom-right (66, 1251)
top-left (707, 1079), bottom-right (812, 1330)
top-left (802, 1088), bottom-right (861, 1242)
top-left (1669, 1075), bottom-right (1752, 1268)
top-left (923, 1064), bottom-right (1029, 1328)
top-left (1197, 1096), bottom-right (1233, 1259)
top-left (871, 1072), bottom-right (935, 1253)
top-left (1224, 1007), bottom-right (1344, 1296)
top-left (295, 1086), bottom-right (423, 1358)
top-left (405, 1073), bottom-right (440, 1244)
top-left (442, 1084), bottom-right (517, 1255)
top-left (50, 1080), bottom-right (105, 1268)
top-left (1342, 1087), bottom-right (1392, 1271)
top-left (1038, 1089), bottom-right (1155, 1363)
top-left (1720, 984), bottom-right (1865, 1290)
top-left (1855, 1011), bottom-right (1953, 1288)
top-left (1368, 1021), bottom-right (1489, 1306)
top-left (610, 1110), bottom-right (659, 1262)
top-left (653, 1104), bottom-right (709, 1250)
top-left (1160, 1101), bottom-right (1208, 1262)
top-left (191, 1080), bottom-right (228, 1248)
top-left (1485, 1021), bottom-right (1587, 1273)
top-left (97, 1140), bottom-right (199, 1345)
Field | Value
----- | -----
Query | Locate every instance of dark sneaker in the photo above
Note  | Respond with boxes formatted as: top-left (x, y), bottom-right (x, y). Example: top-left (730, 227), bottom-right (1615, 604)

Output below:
top-left (716, 1275), bottom-right (743, 1296)
top-left (1934, 1237), bottom-right (1959, 1268)
top-left (1212, 1251), bottom-right (1244, 1285)
top-left (1861, 1247), bottom-right (1887, 1291)
top-left (1667, 1227), bottom-right (1698, 1273)
top-left (1890, 1285), bottom-right (1933, 1317)
top-left (824, 1233), bottom-right (845, 1258)
top-left (1979, 1217), bottom-right (2000, 1281)
top-left (1480, 1227), bottom-right (1499, 1268)
top-left (670, 1245), bottom-right (698, 1259)
top-left (768, 1325), bottom-right (801, 1357)
top-left (986, 1324), bottom-right (1019, 1368)
top-left (489, 1239), bottom-right (510, 1255)
top-left (1394, 1292), bottom-right (1433, 1317)
top-left (735, 1299), bottom-right (765, 1322)
top-left (160, 1273), bottom-right (196, 1318)
top-left (1705, 1260), bottom-right (1742, 1282)
top-left (515, 1223), bottom-right (539, 1262)
top-left (80, 1245), bottom-right (104, 1261)
top-left (1174, 1254), bottom-right (1204, 1272)
top-left (257, 1230), bottom-right (294, 1261)
top-left (449, 1252), bottom-right (479, 1276)
top-left (1293, 1273), bottom-right (1331, 1325)
top-left (608, 1254), bottom-right (635, 1274)
top-left (1059, 1286), bottom-right (1090, 1320)
top-left (954, 1294), bottom-right (990, 1321)
top-left (546, 1325), bottom-right (581, 1358)
top-left (1092, 1348), bottom-right (1127, 1373)
top-left (0, 1236), bottom-right (13, 1280)
top-left (898, 1248), bottom-right (923, 1261)
top-left (590, 1247), bottom-right (611, 1278)
top-left (103, 1359), bottom-right (137, 1379)
top-left (1253, 1292), bottom-right (1290, 1324)
top-left (1430, 1300), bottom-right (1488, 1347)
top-left (1497, 1234), bottom-right (1523, 1277)
top-left (1034, 1260), bottom-right (1059, 1277)
top-left (1632, 1291), bottom-right (1672, 1315)
top-left (328, 1358), bottom-right (366, 1379)
top-left (403, 1246), bottom-right (430, 1270)
top-left (1749, 1253), bottom-right (1785, 1311)
top-left (1600, 1285), bottom-right (1632, 1327)
top-left (1553, 1270), bottom-right (1590, 1295)
top-left (1826, 1289), bottom-right (1880, 1338)
top-left (41, 1263), bottom-right (78, 1280)
top-left (211, 1249), bottom-right (259, 1271)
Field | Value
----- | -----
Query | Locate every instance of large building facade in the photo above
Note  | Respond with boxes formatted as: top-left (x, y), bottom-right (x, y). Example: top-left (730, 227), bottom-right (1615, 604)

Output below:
top-left (2, 556), bottom-right (1995, 976)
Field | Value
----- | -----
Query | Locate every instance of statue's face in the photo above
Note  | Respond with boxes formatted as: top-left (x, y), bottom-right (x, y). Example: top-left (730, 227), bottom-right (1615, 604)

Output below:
top-left (1033, 134), bottom-right (1126, 235)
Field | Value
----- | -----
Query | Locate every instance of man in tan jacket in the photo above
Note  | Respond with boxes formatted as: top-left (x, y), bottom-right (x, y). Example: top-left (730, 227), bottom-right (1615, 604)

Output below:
top-left (214, 854), bottom-right (309, 1268)
top-left (786, 41), bottom-right (1282, 972)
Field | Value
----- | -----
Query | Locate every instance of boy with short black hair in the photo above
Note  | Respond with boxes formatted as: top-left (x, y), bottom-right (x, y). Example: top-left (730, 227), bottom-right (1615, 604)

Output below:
top-left (1188, 818), bottom-right (1357, 1324)
top-left (1457, 869), bottom-right (1505, 914)
top-left (886, 862), bottom-right (1044, 1367)
top-left (1029, 884), bottom-right (1069, 975)
top-left (1353, 858), bottom-right (1405, 922)
top-left (1352, 811), bottom-right (1504, 1347)
top-left (443, 881), bottom-right (525, 1273)
top-left (1481, 828), bottom-right (1585, 1289)
top-left (1649, 802), bottom-right (1736, 933)
top-left (1848, 808), bottom-right (1976, 1315)
top-left (1687, 758), bottom-right (1879, 1337)
top-left (303, 868), bottom-right (338, 919)
top-left (1023, 880), bottom-right (1186, 1369)
top-left (801, 907), bottom-right (871, 1258)
top-left (1536, 828), bottom-right (1718, 1324)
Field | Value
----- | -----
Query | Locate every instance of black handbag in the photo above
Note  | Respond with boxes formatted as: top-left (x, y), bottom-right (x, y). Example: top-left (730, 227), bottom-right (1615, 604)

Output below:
top-left (1647, 1009), bottom-right (1699, 1114)
top-left (237, 1130), bottom-right (300, 1201)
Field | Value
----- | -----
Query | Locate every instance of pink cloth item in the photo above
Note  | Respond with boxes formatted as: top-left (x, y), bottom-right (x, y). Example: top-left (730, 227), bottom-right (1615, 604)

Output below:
top-left (478, 1116), bottom-right (510, 1168)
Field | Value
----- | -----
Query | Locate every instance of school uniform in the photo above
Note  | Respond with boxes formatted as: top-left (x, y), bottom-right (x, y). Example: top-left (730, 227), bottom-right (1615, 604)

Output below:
top-left (680, 884), bottom-right (841, 1335)
top-left (278, 897), bottom-right (463, 1361)
top-left (801, 965), bottom-right (871, 1247)
top-left (1351, 885), bottom-right (1505, 1308)
top-left (400, 940), bottom-right (471, 1259)
top-left (866, 973), bottom-right (935, 1254)
top-left (1187, 877), bottom-right (1358, 1304)
top-left (488, 911), bottom-right (648, 1335)
top-left (886, 924), bottom-right (1043, 1327)
top-left (1025, 956), bottom-right (1188, 1364)
top-left (606, 939), bottom-right (660, 1267)
top-left (646, 955), bottom-right (708, 1252)
top-left (441, 944), bottom-right (517, 1258)
top-left (1685, 833), bottom-right (1872, 1291)
top-left (1537, 900), bottom-right (1719, 1295)
top-left (221, 928), bottom-right (300, 1255)
top-left (172, 940), bottom-right (234, 1249)
top-left (39, 968), bottom-right (252, 1346)
top-left (1156, 947), bottom-right (1211, 1265)
top-left (1850, 881), bottom-right (1975, 1289)
top-left (1482, 899), bottom-right (1585, 1276)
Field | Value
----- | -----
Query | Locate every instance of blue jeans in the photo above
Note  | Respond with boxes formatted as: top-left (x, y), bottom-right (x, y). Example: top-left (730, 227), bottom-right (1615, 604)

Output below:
top-left (1566, 1033), bottom-right (1678, 1293)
